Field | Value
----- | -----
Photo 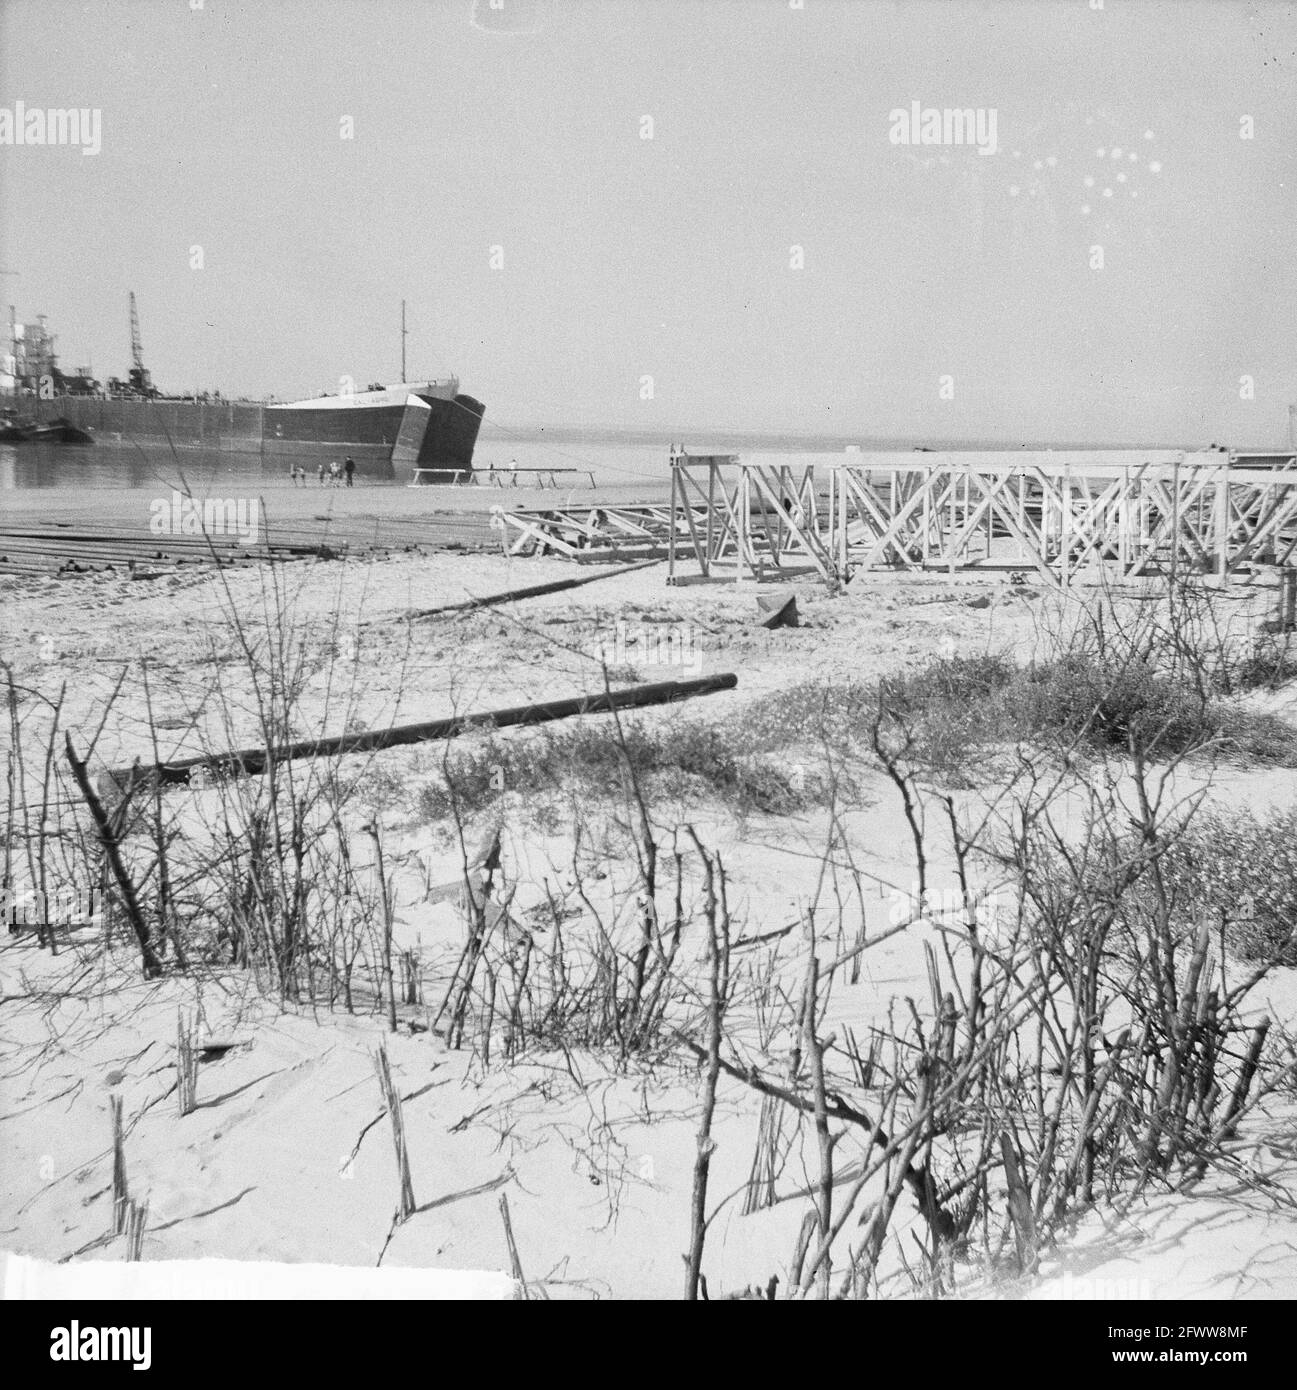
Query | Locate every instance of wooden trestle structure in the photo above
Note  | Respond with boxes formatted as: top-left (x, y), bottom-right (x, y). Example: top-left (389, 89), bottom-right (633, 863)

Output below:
top-left (825, 450), bottom-right (1297, 589)
top-left (493, 500), bottom-right (690, 563)
top-left (499, 448), bottom-right (1297, 588)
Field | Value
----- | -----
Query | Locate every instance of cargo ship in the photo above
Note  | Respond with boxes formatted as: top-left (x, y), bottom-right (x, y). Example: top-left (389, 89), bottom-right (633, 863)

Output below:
top-left (5, 301), bottom-right (485, 480)
top-left (23, 379), bottom-right (486, 481)
top-left (266, 379), bottom-right (485, 477)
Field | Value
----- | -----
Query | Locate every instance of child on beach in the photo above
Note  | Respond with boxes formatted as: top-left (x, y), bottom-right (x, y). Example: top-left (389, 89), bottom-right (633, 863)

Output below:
top-left (317, 462), bottom-right (326, 485)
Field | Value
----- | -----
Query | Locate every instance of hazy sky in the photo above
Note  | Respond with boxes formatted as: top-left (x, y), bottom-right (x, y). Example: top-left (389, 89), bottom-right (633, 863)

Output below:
top-left (1, 0), bottom-right (1294, 443)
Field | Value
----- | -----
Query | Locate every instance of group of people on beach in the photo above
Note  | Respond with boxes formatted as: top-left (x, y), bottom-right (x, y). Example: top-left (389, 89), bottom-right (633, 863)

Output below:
top-left (287, 456), bottom-right (356, 488)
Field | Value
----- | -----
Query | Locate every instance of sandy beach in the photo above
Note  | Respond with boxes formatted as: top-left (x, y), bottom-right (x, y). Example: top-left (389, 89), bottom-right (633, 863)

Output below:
top-left (4, 538), bottom-right (1297, 1300)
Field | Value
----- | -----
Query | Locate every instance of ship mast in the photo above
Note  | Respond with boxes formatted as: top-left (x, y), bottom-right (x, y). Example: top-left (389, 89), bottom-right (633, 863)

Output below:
top-left (0, 268), bottom-right (18, 397)
top-left (400, 299), bottom-right (407, 384)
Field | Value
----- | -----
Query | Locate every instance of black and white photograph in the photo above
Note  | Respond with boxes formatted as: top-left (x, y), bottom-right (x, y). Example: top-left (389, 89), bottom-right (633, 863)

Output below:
top-left (1, 0), bottom-right (1295, 1339)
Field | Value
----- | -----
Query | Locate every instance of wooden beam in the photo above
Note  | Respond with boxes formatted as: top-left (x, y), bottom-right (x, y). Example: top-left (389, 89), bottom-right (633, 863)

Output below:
top-left (99, 673), bottom-right (740, 795)
top-left (372, 559), bottom-right (663, 625)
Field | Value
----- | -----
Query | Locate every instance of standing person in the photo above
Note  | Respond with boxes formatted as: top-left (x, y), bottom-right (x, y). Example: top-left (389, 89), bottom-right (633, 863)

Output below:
top-left (343, 455), bottom-right (355, 488)
top-left (317, 461), bottom-right (326, 486)
top-left (288, 465), bottom-right (297, 487)
top-left (329, 459), bottom-right (340, 487)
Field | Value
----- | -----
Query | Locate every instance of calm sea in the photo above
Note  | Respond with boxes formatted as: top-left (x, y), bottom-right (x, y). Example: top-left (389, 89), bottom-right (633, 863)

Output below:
top-left (0, 435), bottom-right (675, 502)
top-left (0, 425), bottom-right (969, 501)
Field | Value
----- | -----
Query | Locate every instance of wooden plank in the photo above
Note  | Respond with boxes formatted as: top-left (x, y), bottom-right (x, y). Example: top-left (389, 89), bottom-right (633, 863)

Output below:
top-left (377, 559), bottom-right (664, 625)
top-left (99, 673), bottom-right (740, 795)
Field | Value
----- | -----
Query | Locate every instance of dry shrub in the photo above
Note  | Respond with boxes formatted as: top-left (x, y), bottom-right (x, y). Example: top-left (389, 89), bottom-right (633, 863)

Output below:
top-left (417, 718), bottom-right (820, 821)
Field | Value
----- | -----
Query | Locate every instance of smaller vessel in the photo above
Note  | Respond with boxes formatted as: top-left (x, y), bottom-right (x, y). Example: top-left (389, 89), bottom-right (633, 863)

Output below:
top-left (18, 422), bottom-right (64, 442)
top-left (0, 412), bottom-right (94, 444)
top-left (41, 416), bottom-right (95, 444)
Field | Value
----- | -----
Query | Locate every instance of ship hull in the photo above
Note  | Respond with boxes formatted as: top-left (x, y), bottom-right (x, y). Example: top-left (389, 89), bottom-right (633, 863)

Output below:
top-left (263, 402), bottom-right (409, 457)
top-left (27, 388), bottom-right (485, 479)
top-left (399, 394), bottom-right (486, 481)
